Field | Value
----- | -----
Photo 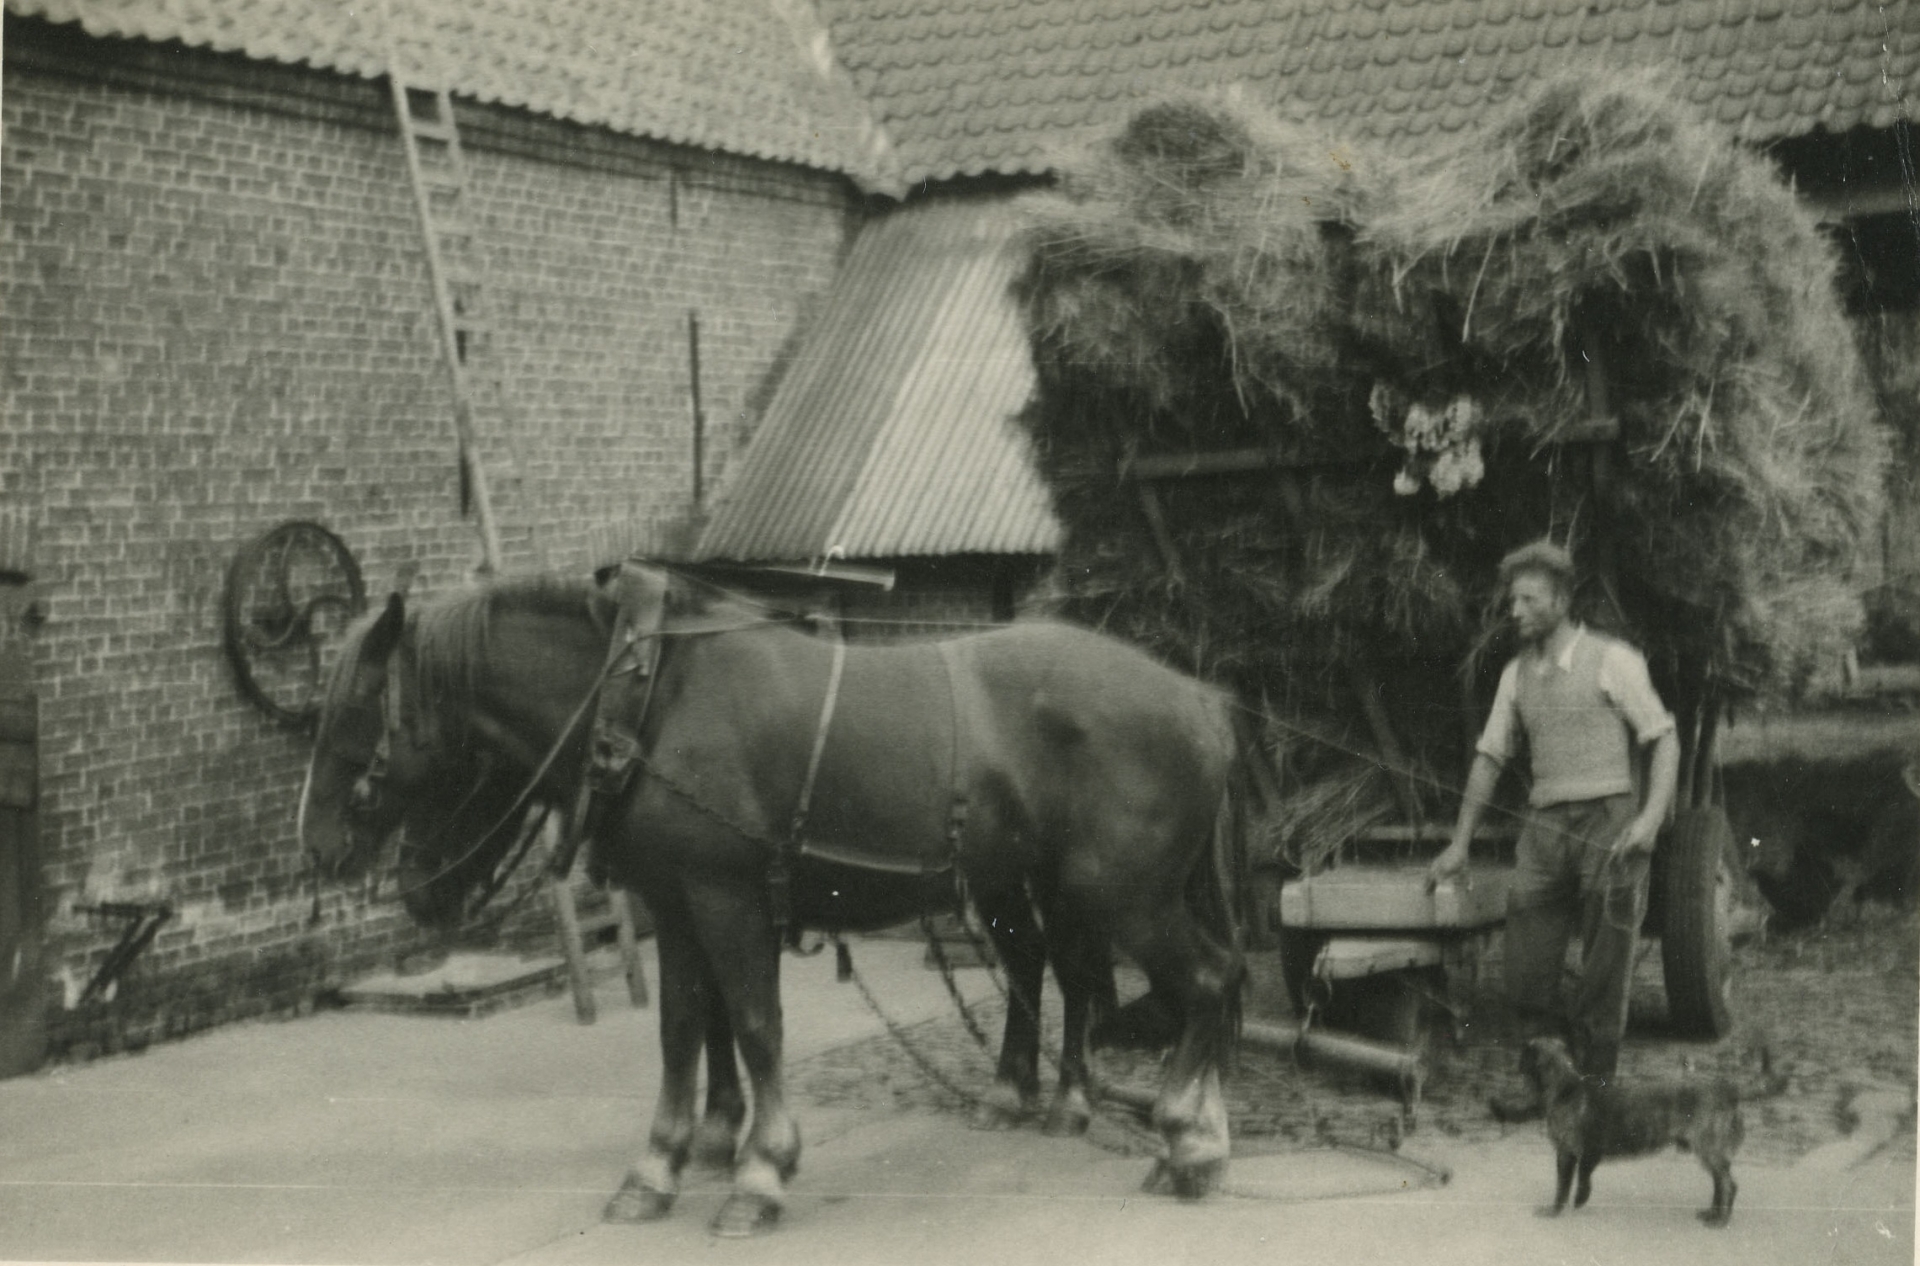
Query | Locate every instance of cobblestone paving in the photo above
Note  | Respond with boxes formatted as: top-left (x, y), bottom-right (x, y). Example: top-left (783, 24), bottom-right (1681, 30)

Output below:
top-left (790, 909), bottom-right (1918, 1168)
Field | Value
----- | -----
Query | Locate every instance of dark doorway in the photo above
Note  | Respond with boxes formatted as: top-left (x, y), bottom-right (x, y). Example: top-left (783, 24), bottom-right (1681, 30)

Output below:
top-left (0, 576), bottom-right (45, 1078)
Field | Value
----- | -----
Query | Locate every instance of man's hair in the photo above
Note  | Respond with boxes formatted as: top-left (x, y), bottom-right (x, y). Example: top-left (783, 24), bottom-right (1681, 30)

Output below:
top-left (1498, 540), bottom-right (1576, 595)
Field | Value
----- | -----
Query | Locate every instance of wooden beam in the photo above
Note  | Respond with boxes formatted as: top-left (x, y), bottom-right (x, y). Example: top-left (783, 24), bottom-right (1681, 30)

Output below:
top-left (1353, 823), bottom-right (1519, 843)
top-left (1806, 183), bottom-right (1917, 224)
top-left (1128, 446), bottom-right (1343, 480)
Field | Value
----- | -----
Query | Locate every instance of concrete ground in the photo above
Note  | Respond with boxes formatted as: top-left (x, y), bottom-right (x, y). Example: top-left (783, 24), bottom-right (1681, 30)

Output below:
top-left (0, 939), bottom-right (1911, 1266)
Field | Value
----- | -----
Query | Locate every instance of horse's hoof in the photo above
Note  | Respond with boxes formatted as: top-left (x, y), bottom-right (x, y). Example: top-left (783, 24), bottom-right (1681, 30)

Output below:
top-left (969, 1102), bottom-right (1021, 1131)
top-left (1697, 1210), bottom-right (1731, 1228)
top-left (1042, 1101), bottom-right (1092, 1137)
top-left (1164, 1157), bottom-right (1226, 1201)
top-left (710, 1193), bottom-right (781, 1238)
top-left (1139, 1159), bottom-right (1172, 1195)
top-left (603, 1174), bottom-right (676, 1223)
top-left (968, 1084), bottom-right (1034, 1131)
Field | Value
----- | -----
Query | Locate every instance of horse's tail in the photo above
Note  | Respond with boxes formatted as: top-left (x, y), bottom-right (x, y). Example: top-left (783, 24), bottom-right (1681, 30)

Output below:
top-left (1223, 700), bottom-right (1283, 930)
top-left (1202, 700), bottom-right (1279, 1064)
top-left (1205, 782), bottom-right (1246, 1062)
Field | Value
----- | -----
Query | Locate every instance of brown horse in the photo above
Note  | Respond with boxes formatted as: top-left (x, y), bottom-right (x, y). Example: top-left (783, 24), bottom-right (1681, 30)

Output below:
top-left (301, 563), bottom-right (1246, 1235)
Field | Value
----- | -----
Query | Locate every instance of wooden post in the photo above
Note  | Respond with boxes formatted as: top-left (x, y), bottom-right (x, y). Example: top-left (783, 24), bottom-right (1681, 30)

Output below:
top-left (551, 869), bottom-right (597, 1025)
top-left (613, 889), bottom-right (649, 1008)
top-left (688, 311), bottom-right (706, 510)
top-left (532, 812), bottom-right (596, 1025)
top-left (1575, 316), bottom-right (1626, 629)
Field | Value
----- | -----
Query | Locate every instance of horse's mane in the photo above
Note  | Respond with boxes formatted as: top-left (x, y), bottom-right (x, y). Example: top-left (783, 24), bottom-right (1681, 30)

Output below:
top-left (318, 567), bottom-right (797, 736)
top-left (316, 608), bottom-right (380, 745)
top-left (409, 573), bottom-right (601, 718)
top-left (317, 576), bottom-right (595, 742)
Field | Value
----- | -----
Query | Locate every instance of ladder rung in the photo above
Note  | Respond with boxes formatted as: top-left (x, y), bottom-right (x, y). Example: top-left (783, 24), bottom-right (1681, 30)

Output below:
top-left (406, 118), bottom-right (456, 144)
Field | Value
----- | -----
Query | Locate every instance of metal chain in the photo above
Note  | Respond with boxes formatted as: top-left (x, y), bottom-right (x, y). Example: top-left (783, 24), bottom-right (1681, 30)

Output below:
top-left (938, 903), bottom-right (1167, 1147)
top-left (922, 912), bottom-right (995, 1050)
top-left (839, 934), bottom-right (1160, 1158)
top-left (840, 951), bottom-right (988, 1113)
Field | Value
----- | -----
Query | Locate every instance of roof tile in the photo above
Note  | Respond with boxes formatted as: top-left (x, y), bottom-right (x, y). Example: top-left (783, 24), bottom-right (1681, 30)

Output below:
top-left (11, 0), bottom-right (901, 187)
top-left (819, 0), bottom-right (1920, 184)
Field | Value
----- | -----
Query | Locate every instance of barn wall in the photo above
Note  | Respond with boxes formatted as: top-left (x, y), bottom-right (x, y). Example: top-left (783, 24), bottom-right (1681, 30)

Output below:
top-left (0, 22), bottom-right (856, 1058)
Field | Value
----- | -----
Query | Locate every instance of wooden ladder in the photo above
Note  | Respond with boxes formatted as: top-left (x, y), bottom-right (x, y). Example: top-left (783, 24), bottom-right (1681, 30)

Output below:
top-left (387, 77), bottom-right (506, 571)
top-left (385, 69), bottom-right (645, 1023)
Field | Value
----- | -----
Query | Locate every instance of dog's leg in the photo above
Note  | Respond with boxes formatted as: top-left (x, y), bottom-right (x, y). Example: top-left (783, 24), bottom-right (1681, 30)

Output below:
top-left (1538, 1151), bottom-right (1576, 1216)
top-left (1699, 1160), bottom-right (1736, 1227)
top-left (1573, 1154), bottom-right (1599, 1209)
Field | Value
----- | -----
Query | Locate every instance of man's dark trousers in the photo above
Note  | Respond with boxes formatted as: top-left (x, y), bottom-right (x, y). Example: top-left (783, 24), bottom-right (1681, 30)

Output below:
top-left (1504, 792), bottom-right (1647, 1079)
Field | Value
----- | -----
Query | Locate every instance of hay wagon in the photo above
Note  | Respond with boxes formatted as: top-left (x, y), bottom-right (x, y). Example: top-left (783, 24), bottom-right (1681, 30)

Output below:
top-left (1125, 419), bottom-right (1741, 1059)
top-left (1013, 79), bottom-right (1890, 1075)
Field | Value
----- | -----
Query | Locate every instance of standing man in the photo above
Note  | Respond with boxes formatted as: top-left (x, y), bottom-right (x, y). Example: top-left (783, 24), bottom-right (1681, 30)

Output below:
top-left (1427, 541), bottom-right (1679, 1090)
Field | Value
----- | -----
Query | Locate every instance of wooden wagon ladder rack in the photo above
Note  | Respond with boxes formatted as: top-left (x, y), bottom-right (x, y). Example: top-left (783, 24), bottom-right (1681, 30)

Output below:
top-left (386, 67), bottom-right (505, 573)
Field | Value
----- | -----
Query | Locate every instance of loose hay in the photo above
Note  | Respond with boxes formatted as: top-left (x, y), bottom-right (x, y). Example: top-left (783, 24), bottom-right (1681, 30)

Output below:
top-left (1014, 72), bottom-right (1893, 869)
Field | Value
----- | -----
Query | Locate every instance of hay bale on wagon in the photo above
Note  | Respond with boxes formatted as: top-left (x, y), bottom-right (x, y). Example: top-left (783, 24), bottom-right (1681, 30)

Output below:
top-left (1013, 73), bottom-right (1892, 872)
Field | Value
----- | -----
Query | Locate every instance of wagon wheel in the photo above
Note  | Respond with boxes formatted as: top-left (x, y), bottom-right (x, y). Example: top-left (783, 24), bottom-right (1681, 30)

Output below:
top-left (223, 521), bottom-right (366, 730)
top-left (1659, 804), bottom-right (1736, 1039)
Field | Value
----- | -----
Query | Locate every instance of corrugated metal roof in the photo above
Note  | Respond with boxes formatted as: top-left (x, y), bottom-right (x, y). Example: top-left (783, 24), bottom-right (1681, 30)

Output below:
top-left (817, 0), bottom-right (1920, 186)
top-left (694, 198), bottom-right (1060, 563)
top-left (8, 0), bottom-right (900, 188)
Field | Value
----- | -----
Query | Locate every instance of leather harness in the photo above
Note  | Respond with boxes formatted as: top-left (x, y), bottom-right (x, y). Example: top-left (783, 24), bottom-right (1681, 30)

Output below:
top-left (578, 561), bottom-right (970, 949)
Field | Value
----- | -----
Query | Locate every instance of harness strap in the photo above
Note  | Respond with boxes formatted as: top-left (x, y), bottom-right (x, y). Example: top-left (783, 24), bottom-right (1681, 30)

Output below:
top-left (555, 563), bottom-right (672, 881)
top-left (936, 639), bottom-right (972, 912)
top-left (366, 652), bottom-right (408, 781)
top-left (586, 566), bottom-right (670, 796)
top-left (772, 634), bottom-right (846, 948)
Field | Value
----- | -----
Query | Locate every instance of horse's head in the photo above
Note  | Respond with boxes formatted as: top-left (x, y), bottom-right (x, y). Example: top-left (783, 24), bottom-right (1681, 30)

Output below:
top-left (300, 588), bottom-right (529, 928)
top-left (300, 593), bottom-right (408, 879)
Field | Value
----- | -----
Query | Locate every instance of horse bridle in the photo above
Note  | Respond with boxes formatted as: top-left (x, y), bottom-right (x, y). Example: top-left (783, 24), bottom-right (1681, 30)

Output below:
top-left (338, 571), bottom-right (827, 923)
top-left (338, 633), bottom-right (588, 913)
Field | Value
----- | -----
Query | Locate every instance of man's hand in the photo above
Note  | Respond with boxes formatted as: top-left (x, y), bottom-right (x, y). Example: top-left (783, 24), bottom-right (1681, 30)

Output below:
top-left (1426, 843), bottom-right (1470, 892)
top-left (1608, 814), bottom-right (1660, 865)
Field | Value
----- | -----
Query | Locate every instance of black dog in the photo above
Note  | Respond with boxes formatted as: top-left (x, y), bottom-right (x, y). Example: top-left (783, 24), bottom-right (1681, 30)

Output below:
top-left (1521, 1036), bottom-right (1745, 1227)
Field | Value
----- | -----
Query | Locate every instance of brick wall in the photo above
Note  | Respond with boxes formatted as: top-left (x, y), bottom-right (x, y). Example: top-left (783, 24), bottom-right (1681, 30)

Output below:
top-left (1, 19), bottom-right (857, 1059)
